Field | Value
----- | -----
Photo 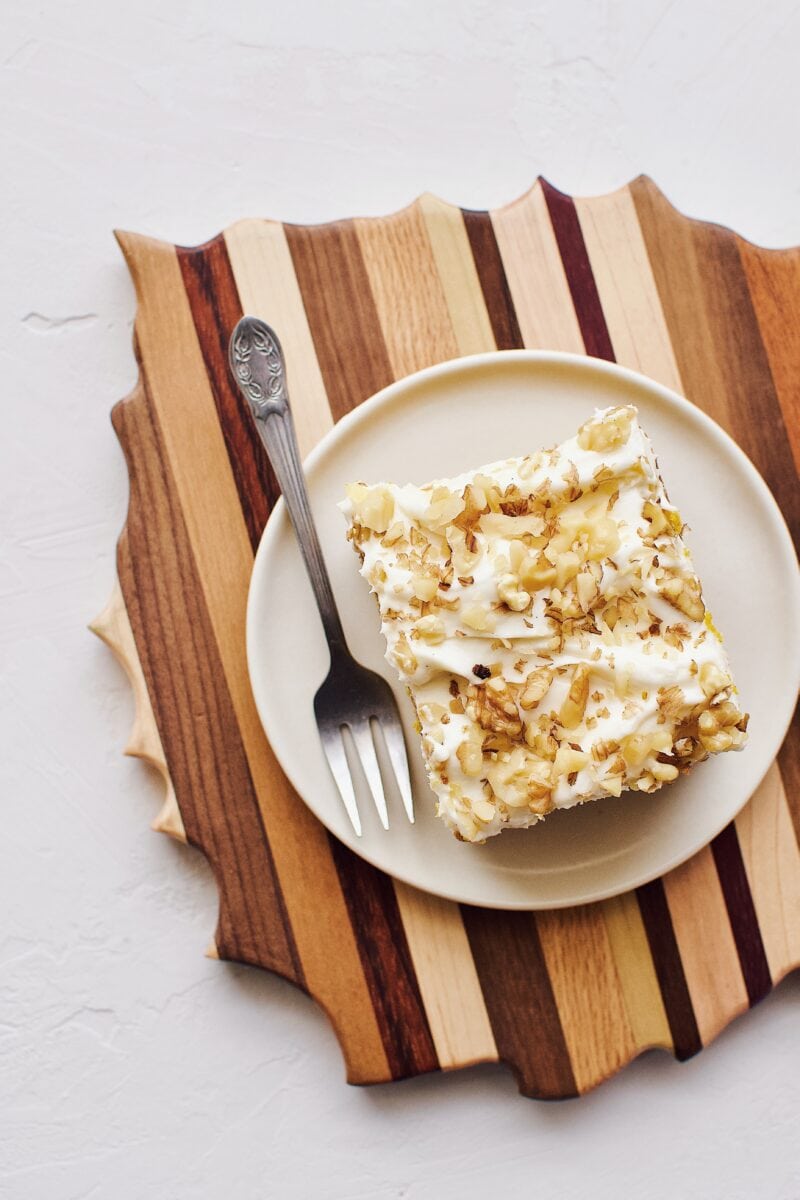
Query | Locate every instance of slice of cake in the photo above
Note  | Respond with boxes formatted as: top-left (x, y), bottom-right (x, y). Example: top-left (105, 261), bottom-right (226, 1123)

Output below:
top-left (340, 406), bottom-right (748, 843)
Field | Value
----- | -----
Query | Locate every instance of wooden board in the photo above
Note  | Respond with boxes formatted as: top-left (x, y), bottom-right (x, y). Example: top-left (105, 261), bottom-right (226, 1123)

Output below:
top-left (92, 178), bottom-right (800, 1098)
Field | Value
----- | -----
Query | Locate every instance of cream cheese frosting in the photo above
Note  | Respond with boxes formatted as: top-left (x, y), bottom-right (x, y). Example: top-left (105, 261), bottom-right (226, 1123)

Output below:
top-left (340, 405), bottom-right (748, 842)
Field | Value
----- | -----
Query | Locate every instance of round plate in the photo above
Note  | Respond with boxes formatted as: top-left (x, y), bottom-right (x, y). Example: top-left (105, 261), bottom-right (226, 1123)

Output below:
top-left (247, 352), bottom-right (799, 909)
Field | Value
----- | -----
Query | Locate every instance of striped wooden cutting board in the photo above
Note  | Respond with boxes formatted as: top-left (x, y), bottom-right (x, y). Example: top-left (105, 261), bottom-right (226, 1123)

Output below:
top-left (93, 177), bottom-right (800, 1099)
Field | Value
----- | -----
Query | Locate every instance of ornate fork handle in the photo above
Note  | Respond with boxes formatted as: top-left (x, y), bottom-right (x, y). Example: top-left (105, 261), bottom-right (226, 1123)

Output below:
top-left (229, 317), bottom-right (346, 649)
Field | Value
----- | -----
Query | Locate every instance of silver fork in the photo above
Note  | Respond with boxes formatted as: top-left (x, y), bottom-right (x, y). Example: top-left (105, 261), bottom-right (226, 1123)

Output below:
top-left (229, 316), bottom-right (414, 836)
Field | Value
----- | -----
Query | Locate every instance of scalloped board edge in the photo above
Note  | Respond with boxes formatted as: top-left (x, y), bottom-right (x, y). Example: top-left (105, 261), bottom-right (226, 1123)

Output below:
top-left (90, 579), bottom-right (185, 843)
top-left (92, 176), bottom-right (800, 1098)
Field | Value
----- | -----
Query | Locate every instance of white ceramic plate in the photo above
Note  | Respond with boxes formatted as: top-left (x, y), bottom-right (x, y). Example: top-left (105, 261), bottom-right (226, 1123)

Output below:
top-left (247, 352), bottom-right (799, 909)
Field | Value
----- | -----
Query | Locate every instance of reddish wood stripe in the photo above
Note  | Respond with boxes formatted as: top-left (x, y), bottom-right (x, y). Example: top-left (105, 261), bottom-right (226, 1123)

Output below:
top-left (285, 222), bottom-right (394, 420)
top-left (636, 880), bottom-right (701, 1059)
top-left (461, 907), bottom-right (577, 1098)
top-left (541, 180), bottom-right (615, 361)
top-left (114, 380), bottom-right (302, 983)
top-left (711, 823), bottom-right (772, 1006)
top-left (328, 836), bottom-right (438, 1078)
top-left (176, 238), bottom-right (279, 550)
top-left (461, 209), bottom-right (524, 350)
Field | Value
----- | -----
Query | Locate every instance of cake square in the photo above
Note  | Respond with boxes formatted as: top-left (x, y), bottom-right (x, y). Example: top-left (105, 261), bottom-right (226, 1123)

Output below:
top-left (341, 406), bottom-right (747, 842)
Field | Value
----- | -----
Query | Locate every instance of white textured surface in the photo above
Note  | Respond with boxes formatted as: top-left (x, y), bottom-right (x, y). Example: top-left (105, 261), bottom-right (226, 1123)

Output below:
top-left (1, 0), bottom-right (799, 1195)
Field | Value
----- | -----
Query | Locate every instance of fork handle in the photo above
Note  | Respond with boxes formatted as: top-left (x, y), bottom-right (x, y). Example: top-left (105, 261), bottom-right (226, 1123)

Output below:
top-left (229, 317), bottom-right (346, 649)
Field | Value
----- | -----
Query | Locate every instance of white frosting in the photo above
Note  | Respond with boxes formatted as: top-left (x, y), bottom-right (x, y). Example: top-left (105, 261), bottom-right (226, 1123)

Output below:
top-left (340, 406), bottom-right (746, 841)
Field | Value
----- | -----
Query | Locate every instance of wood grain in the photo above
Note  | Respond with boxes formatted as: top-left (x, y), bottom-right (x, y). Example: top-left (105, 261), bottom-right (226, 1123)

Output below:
top-left (636, 878), bottom-right (702, 1060)
top-left (574, 184), bottom-right (683, 391)
top-left (736, 764), bottom-right (800, 981)
top-left (630, 176), bottom-right (799, 546)
top-left (355, 202), bottom-right (460, 376)
top-left (600, 893), bottom-right (672, 1051)
top-left (392, 882), bottom-right (497, 1070)
top-left (661, 848), bottom-right (749, 1043)
top-left (417, 194), bottom-right (496, 357)
top-left (490, 182), bottom-right (584, 352)
top-left (461, 209), bottom-right (524, 350)
top-left (738, 243), bottom-right (800, 476)
top-left (97, 180), bottom-right (800, 1099)
top-left (541, 179), bottom-right (615, 361)
top-left (285, 221), bottom-right (394, 419)
top-left (536, 907), bottom-right (636, 1092)
top-left (461, 907), bottom-right (577, 1098)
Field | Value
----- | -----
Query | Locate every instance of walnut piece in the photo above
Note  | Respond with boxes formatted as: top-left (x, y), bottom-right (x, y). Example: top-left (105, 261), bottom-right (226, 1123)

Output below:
top-left (470, 677), bottom-right (523, 737)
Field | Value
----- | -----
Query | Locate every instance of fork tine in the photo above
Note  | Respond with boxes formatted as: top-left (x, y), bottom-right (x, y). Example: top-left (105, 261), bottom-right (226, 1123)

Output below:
top-left (350, 722), bottom-right (389, 830)
top-left (379, 715), bottom-right (415, 825)
top-left (320, 730), bottom-right (362, 837)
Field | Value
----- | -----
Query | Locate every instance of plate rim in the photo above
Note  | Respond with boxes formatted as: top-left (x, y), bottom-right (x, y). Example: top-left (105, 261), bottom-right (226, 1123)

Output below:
top-left (247, 349), bottom-right (800, 910)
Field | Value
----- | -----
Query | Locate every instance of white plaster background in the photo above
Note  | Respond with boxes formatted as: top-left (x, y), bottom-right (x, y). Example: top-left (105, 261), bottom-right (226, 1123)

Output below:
top-left (1, 0), bottom-right (799, 1195)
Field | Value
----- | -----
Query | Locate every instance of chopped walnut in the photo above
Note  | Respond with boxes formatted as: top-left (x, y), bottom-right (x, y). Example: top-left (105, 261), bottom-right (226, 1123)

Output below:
top-left (560, 663), bottom-right (591, 730)
top-left (659, 572), bottom-right (705, 622)
top-left (470, 678), bottom-right (523, 737)
top-left (519, 666), bottom-right (554, 711)
top-left (657, 685), bottom-right (686, 723)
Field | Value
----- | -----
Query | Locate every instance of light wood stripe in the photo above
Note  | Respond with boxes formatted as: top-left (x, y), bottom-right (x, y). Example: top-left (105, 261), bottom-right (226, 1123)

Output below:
top-left (117, 232), bottom-right (390, 1083)
top-left (223, 219), bottom-right (333, 457)
top-left (661, 847), bottom-right (749, 1041)
top-left (417, 194), bottom-right (496, 356)
top-left (736, 763), bottom-right (800, 981)
top-left (392, 882), bottom-right (497, 1069)
top-left (354, 204), bottom-right (460, 377)
top-left (600, 893), bottom-right (672, 1050)
top-left (536, 908), bottom-right (636, 1091)
top-left (490, 182), bottom-right (584, 353)
top-left (574, 187), bottom-right (683, 392)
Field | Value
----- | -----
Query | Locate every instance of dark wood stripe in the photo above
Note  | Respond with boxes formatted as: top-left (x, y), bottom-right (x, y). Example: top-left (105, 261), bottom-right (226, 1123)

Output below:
top-left (540, 179), bottom-right (615, 362)
top-left (711, 823), bottom-right (772, 1005)
top-left (461, 209), bottom-right (524, 350)
top-left (636, 880), bottom-right (701, 1059)
top-left (113, 377), bottom-right (303, 984)
top-left (630, 176), bottom-right (799, 549)
top-left (461, 907), bottom-right (577, 1098)
top-left (328, 836), bottom-right (438, 1079)
top-left (285, 221), bottom-right (394, 420)
top-left (177, 238), bottom-right (278, 550)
